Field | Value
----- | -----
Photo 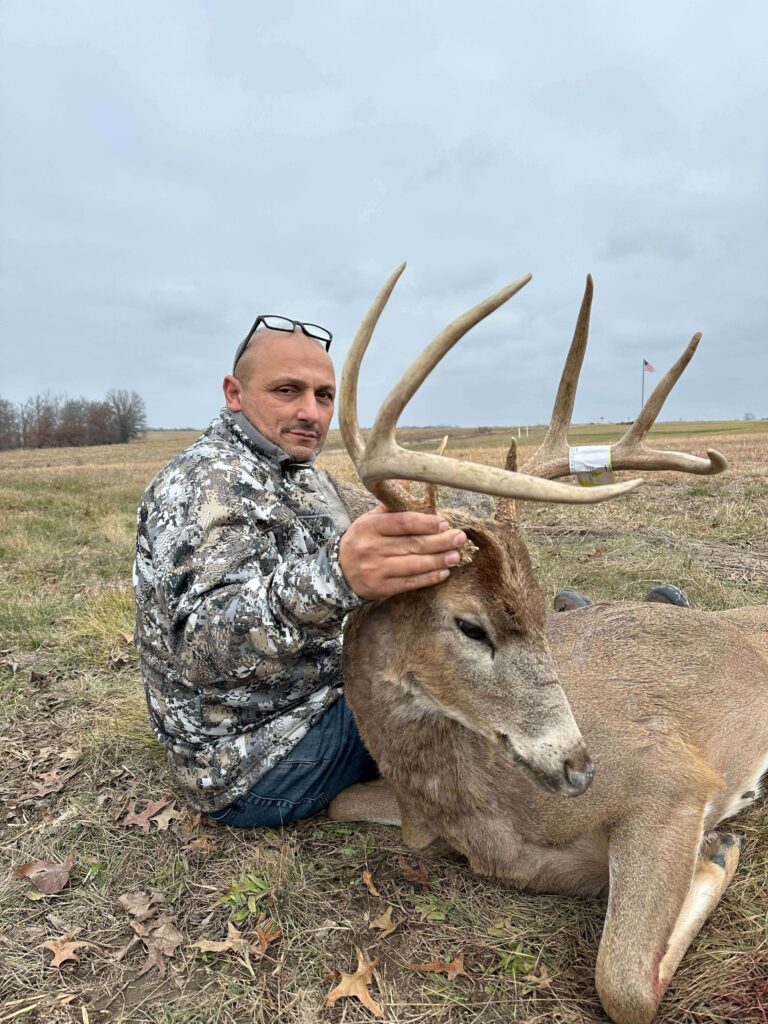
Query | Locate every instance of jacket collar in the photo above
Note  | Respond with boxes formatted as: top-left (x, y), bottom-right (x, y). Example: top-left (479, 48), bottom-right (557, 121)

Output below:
top-left (221, 409), bottom-right (315, 471)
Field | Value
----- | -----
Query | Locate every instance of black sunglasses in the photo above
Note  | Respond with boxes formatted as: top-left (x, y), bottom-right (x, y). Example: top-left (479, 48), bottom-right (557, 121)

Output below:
top-left (233, 315), bottom-right (333, 371)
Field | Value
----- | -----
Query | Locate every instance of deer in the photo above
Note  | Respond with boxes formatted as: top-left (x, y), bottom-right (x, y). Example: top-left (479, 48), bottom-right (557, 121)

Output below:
top-left (327, 265), bottom-right (768, 1024)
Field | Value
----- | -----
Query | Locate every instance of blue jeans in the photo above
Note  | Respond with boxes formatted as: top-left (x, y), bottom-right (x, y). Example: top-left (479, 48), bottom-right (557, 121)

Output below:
top-left (207, 695), bottom-right (377, 828)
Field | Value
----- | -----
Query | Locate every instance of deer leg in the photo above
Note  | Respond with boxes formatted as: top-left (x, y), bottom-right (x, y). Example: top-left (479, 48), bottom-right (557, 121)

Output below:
top-left (657, 831), bottom-right (741, 991)
top-left (327, 777), bottom-right (402, 826)
top-left (595, 803), bottom-right (729, 1024)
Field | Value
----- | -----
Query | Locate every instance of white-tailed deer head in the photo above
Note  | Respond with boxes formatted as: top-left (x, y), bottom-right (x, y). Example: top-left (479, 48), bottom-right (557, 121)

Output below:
top-left (339, 266), bottom-right (665, 799)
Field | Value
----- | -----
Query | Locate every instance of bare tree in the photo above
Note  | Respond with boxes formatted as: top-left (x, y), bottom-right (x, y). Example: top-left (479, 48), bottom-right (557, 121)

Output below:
top-left (20, 393), bottom-right (61, 447)
top-left (106, 389), bottom-right (147, 443)
top-left (0, 398), bottom-right (21, 449)
top-left (57, 397), bottom-right (95, 446)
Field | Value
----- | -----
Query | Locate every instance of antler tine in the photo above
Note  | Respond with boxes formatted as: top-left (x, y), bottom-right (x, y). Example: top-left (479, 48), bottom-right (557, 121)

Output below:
top-left (423, 435), bottom-right (449, 513)
top-left (348, 267), bottom-right (644, 508)
top-left (369, 272), bottom-right (533, 452)
top-left (339, 262), bottom-right (415, 511)
top-left (611, 333), bottom-right (727, 475)
top-left (523, 275), bottom-right (594, 475)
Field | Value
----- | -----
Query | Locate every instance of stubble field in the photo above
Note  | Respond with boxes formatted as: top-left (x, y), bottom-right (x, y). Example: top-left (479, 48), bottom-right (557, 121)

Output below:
top-left (1, 423), bottom-right (766, 1024)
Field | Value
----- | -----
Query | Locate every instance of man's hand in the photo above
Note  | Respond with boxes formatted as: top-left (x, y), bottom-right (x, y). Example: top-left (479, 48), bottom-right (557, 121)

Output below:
top-left (339, 506), bottom-right (467, 600)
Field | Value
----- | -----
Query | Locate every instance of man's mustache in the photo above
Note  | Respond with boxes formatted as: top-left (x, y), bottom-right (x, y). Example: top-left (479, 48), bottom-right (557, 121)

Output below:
top-left (282, 422), bottom-right (320, 439)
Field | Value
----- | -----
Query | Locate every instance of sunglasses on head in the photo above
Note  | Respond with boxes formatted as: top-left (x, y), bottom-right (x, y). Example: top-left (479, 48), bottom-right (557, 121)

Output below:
top-left (233, 315), bottom-right (333, 371)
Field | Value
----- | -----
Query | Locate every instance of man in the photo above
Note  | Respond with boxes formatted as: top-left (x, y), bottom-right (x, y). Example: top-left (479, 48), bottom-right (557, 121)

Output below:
top-left (134, 315), bottom-right (468, 828)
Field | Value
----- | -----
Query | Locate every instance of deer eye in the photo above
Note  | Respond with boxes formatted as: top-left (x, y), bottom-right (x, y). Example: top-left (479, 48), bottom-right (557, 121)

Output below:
top-left (455, 618), bottom-right (489, 644)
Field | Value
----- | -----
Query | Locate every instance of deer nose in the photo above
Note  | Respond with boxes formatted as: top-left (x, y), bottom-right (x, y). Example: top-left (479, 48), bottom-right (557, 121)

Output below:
top-left (563, 752), bottom-right (594, 795)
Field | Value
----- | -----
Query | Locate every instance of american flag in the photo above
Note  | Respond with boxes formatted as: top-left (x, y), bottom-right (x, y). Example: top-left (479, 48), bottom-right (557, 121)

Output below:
top-left (643, 359), bottom-right (656, 372)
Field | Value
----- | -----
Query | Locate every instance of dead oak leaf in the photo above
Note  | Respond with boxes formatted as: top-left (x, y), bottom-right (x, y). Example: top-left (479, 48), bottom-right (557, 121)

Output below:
top-left (369, 905), bottom-right (400, 938)
top-left (118, 889), bottom-right (165, 921)
top-left (191, 917), bottom-right (281, 959)
top-left (407, 955), bottom-right (468, 981)
top-left (120, 797), bottom-right (170, 833)
top-left (14, 856), bottom-right (74, 894)
top-left (326, 946), bottom-right (383, 1018)
top-left (177, 812), bottom-right (203, 838)
top-left (254, 916), bottom-right (282, 955)
top-left (136, 915), bottom-right (184, 977)
top-left (152, 803), bottom-right (185, 831)
top-left (182, 836), bottom-right (219, 856)
top-left (41, 931), bottom-right (90, 969)
top-left (397, 855), bottom-right (430, 890)
top-left (521, 965), bottom-right (552, 990)
top-left (362, 869), bottom-right (380, 897)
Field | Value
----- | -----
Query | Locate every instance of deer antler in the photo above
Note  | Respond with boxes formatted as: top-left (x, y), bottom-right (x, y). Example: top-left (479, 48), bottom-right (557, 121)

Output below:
top-left (339, 265), bottom-right (643, 512)
top-left (519, 275), bottom-right (728, 480)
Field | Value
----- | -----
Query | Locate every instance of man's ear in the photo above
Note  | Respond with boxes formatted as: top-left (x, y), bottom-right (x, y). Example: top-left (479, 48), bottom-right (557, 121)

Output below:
top-left (222, 374), bottom-right (243, 412)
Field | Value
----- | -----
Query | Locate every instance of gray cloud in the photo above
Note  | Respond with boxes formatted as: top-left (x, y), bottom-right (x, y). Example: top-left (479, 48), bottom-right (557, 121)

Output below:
top-left (1, 0), bottom-right (766, 430)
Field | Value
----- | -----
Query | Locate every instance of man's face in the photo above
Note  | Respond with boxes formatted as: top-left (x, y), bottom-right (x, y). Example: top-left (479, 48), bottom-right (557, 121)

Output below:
top-left (223, 329), bottom-right (336, 461)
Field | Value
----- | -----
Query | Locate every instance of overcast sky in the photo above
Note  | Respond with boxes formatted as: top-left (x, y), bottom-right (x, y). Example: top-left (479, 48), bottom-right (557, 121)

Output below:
top-left (1, 0), bottom-right (766, 430)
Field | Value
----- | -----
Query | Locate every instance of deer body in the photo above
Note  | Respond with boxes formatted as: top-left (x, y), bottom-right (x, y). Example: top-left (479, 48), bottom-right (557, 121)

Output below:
top-left (338, 527), bottom-right (768, 1024)
top-left (343, 540), bottom-right (768, 881)
top-left (329, 266), bottom-right (765, 1024)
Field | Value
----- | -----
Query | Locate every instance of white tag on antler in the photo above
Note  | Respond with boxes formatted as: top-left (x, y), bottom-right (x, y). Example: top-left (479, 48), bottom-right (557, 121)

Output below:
top-left (568, 445), bottom-right (614, 486)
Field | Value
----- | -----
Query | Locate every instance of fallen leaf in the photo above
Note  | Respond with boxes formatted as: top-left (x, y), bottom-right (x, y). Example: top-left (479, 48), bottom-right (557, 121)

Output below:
top-left (28, 776), bottom-right (66, 798)
top-left (58, 747), bottom-right (80, 765)
top-left (118, 889), bottom-right (165, 921)
top-left (326, 946), bottom-right (382, 1017)
top-left (182, 836), bottom-right (219, 856)
top-left (152, 803), bottom-right (185, 831)
top-left (121, 631), bottom-right (134, 643)
top-left (136, 914), bottom-right (183, 976)
top-left (41, 932), bottom-right (90, 968)
top-left (120, 797), bottom-right (170, 833)
top-left (397, 855), bottom-right (430, 890)
top-left (407, 955), bottom-right (468, 981)
top-left (362, 870), bottom-right (380, 897)
top-left (14, 856), bottom-right (74, 894)
top-left (176, 812), bottom-right (202, 838)
top-left (38, 768), bottom-right (63, 786)
top-left (521, 965), bottom-right (552, 990)
top-left (191, 917), bottom-right (280, 959)
top-left (254, 916), bottom-right (282, 955)
top-left (369, 905), bottom-right (399, 938)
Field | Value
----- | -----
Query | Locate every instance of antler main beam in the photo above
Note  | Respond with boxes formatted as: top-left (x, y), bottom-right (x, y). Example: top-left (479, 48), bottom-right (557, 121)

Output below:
top-left (340, 265), bottom-right (644, 512)
top-left (520, 277), bottom-right (727, 480)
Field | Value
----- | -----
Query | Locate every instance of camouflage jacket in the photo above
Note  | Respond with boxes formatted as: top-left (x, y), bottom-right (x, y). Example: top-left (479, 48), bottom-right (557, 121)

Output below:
top-left (133, 410), bottom-right (361, 812)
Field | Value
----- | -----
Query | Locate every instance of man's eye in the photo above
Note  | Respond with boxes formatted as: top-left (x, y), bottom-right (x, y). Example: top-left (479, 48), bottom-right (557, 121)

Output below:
top-left (455, 618), bottom-right (489, 643)
top-left (317, 392), bottom-right (334, 403)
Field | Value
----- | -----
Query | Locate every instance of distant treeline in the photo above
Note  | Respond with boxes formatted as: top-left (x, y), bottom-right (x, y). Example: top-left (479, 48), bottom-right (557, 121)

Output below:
top-left (0, 389), bottom-right (146, 450)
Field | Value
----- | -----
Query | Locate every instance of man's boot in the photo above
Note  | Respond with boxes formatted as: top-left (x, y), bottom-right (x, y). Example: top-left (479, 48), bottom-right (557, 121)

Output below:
top-left (643, 584), bottom-right (690, 607)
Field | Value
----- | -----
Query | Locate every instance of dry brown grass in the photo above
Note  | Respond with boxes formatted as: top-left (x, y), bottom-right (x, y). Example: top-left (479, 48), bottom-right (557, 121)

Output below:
top-left (1, 424), bottom-right (766, 1024)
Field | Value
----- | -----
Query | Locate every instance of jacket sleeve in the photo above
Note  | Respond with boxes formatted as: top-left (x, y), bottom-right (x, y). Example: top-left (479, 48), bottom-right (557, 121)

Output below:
top-left (147, 457), bottom-right (361, 684)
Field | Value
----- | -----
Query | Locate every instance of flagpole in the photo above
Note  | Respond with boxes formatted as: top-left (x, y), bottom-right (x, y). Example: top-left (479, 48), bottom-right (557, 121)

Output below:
top-left (640, 358), bottom-right (645, 414)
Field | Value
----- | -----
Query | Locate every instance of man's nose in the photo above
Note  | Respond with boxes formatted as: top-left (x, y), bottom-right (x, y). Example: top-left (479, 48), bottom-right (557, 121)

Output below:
top-left (296, 393), bottom-right (319, 423)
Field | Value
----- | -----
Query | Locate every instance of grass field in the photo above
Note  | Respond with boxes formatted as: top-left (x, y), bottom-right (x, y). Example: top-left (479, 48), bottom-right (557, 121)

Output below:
top-left (1, 422), bottom-right (766, 1023)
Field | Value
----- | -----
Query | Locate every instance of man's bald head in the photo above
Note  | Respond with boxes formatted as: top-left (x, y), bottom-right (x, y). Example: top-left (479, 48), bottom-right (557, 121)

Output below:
top-left (233, 328), bottom-right (332, 385)
top-left (223, 328), bottom-right (336, 461)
